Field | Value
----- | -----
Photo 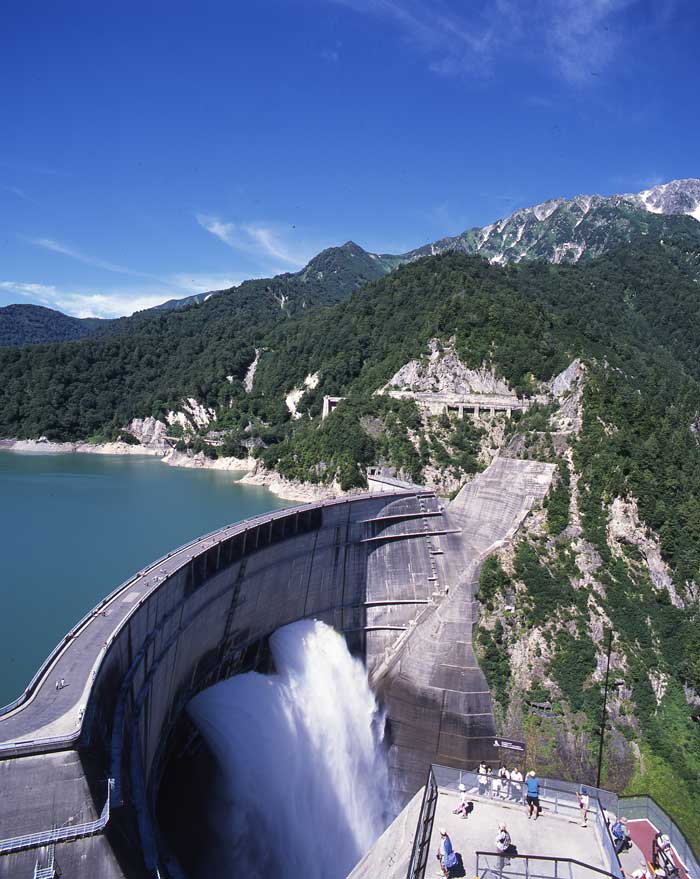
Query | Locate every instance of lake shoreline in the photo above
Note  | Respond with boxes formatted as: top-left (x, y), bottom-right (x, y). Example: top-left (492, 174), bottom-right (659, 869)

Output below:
top-left (0, 438), bottom-right (346, 502)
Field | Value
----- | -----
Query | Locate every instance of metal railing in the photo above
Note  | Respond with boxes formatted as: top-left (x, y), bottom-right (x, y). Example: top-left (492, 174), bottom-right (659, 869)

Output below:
top-left (432, 766), bottom-right (619, 820)
top-left (430, 766), bottom-right (623, 878)
top-left (0, 779), bottom-right (111, 855)
top-left (406, 766), bottom-right (439, 879)
top-left (476, 852), bottom-right (618, 879)
top-left (619, 795), bottom-right (700, 877)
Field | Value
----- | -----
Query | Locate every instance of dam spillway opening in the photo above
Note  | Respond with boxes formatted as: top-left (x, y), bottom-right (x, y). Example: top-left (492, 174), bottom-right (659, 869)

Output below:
top-left (163, 619), bottom-right (395, 879)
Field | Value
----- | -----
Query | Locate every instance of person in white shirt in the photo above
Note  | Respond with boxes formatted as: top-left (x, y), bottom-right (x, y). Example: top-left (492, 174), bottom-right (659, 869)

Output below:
top-left (478, 763), bottom-right (488, 796)
top-left (452, 782), bottom-right (471, 819)
top-left (498, 766), bottom-right (510, 800)
top-left (510, 768), bottom-right (523, 802)
top-left (578, 786), bottom-right (590, 827)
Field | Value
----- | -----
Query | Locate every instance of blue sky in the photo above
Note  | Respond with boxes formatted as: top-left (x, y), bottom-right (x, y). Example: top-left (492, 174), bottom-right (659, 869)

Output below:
top-left (1, 0), bottom-right (698, 317)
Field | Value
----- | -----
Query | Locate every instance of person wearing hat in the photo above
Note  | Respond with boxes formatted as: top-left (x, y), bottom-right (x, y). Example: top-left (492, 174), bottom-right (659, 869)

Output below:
top-left (496, 822), bottom-right (513, 853)
top-left (612, 816), bottom-right (631, 854)
top-left (452, 782), bottom-right (472, 819)
top-left (436, 828), bottom-right (458, 877)
top-left (525, 771), bottom-right (540, 820)
top-left (578, 786), bottom-right (590, 827)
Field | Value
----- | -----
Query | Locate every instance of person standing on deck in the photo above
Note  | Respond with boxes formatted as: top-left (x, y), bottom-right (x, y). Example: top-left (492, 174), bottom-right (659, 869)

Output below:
top-left (436, 828), bottom-right (458, 877)
top-left (578, 786), bottom-right (590, 827)
top-left (525, 771), bottom-right (540, 819)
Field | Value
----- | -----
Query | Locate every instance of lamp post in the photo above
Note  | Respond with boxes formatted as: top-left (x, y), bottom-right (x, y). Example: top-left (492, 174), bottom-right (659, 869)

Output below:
top-left (596, 629), bottom-right (613, 790)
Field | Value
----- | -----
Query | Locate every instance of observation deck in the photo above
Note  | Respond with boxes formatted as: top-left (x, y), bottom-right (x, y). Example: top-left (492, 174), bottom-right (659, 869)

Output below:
top-left (351, 765), bottom-right (700, 879)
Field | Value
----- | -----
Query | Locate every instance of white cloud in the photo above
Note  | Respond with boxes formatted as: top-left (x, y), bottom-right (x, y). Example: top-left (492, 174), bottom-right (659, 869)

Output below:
top-left (331, 0), bottom-right (647, 84)
top-left (1, 280), bottom-right (176, 319)
top-left (196, 214), bottom-right (311, 268)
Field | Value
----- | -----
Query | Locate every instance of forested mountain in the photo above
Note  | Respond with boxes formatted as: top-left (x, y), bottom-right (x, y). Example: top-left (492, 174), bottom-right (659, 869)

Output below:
top-left (4, 179), bottom-right (697, 347)
top-left (0, 304), bottom-right (105, 346)
top-left (0, 241), bottom-right (394, 438)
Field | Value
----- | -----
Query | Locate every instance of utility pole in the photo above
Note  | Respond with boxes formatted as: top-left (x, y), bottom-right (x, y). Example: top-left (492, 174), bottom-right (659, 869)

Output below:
top-left (596, 629), bottom-right (613, 790)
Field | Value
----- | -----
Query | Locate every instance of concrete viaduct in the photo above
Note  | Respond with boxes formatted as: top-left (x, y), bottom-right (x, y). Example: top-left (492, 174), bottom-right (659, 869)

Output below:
top-left (0, 457), bottom-right (554, 878)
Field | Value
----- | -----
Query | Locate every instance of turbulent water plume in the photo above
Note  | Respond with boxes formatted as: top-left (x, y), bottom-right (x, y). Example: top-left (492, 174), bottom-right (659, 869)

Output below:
top-left (188, 619), bottom-right (394, 878)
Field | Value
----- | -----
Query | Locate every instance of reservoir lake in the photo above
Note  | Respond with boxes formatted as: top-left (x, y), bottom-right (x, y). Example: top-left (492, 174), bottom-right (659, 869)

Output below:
top-left (0, 452), bottom-right (290, 705)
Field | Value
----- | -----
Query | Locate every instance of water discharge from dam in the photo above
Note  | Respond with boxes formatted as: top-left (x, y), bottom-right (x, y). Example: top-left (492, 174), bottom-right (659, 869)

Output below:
top-left (188, 619), bottom-right (395, 878)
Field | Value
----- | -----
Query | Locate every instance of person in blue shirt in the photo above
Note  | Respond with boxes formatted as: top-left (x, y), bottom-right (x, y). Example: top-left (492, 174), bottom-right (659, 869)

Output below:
top-left (612, 817), bottom-right (631, 854)
top-left (437, 828), bottom-right (458, 877)
top-left (525, 771), bottom-right (540, 820)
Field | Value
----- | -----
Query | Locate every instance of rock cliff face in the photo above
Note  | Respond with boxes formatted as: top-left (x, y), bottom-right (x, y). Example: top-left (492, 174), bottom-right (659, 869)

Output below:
top-left (607, 496), bottom-right (685, 609)
top-left (127, 417), bottom-right (169, 448)
top-left (381, 339), bottom-right (515, 397)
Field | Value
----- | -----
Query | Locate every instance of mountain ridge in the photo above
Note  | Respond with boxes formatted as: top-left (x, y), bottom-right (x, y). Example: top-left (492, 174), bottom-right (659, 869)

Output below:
top-left (3, 178), bottom-right (698, 347)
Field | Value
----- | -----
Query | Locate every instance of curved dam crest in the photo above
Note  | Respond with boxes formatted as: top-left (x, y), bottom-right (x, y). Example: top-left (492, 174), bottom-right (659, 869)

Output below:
top-left (0, 457), bottom-right (554, 878)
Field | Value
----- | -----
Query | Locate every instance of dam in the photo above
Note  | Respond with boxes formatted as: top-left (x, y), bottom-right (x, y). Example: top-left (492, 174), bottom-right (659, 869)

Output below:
top-left (0, 457), bottom-right (556, 878)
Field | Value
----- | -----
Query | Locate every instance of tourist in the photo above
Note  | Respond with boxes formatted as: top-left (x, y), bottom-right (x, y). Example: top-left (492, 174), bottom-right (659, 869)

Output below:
top-left (498, 765), bottom-right (510, 799)
top-left (486, 765), bottom-right (494, 796)
top-left (452, 783), bottom-right (472, 819)
top-left (652, 832), bottom-right (674, 873)
top-left (612, 817), bottom-right (631, 854)
top-left (578, 786), bottom-right (590, 827)
top-left (525, 771), bottom-right (541, 819)
top-left (436, 828), bottom-right (458, 877)
top-left (478, 763), bottom-right (488, 796)
top-left (496, 821), bottom-right (514, 855)
top-left (510, 767), bottom-right (524, 802)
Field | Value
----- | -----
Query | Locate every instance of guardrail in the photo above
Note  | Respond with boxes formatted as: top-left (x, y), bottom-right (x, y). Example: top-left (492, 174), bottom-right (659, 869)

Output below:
top-left (0, 779), bottom-right (112, 855)
top-left (406, 766), bottom-right (439, 879)
top-left (619, 795), bottom-right (700, 875)
top-left (475, 851), bottom-right (618, 879)
top-left (431, 765), bottom-right (619, 820)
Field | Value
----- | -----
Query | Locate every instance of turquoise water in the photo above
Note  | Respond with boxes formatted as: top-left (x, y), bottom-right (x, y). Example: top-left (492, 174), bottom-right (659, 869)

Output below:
top-left (0, 452), bottom-right (289, 705)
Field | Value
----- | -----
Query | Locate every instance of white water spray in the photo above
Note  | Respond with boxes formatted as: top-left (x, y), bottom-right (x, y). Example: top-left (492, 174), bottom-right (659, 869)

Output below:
top-left (188, 619), bottom-right (394, 878)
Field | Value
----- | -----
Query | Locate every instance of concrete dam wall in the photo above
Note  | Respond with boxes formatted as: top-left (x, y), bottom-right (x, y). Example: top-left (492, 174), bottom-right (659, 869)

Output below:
top-left (0, 457), bottom-right (554, 878)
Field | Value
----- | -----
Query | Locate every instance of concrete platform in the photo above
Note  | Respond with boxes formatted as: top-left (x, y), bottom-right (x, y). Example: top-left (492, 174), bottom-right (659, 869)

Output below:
top-left (429, 788), bottom-right (613, 878)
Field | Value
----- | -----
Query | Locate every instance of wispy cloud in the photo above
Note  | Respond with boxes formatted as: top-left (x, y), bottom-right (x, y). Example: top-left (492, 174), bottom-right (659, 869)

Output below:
top-left (331, 0), bottom-right (650, 84)
top-left (27, 237), bottom-right (167, 282)
top-left (196, 214), bottom-right (312, 268)
top-left (1, 185), bottom-right (33, 202)
top-left (0, 280), bottom-right (171, 319)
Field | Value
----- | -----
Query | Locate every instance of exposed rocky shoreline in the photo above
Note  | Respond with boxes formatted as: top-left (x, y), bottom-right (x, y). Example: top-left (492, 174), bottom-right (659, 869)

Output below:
top-left (0, 437), bottom-right (346, 503)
